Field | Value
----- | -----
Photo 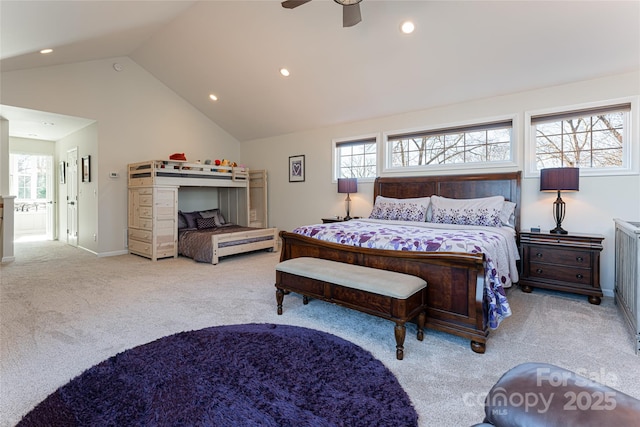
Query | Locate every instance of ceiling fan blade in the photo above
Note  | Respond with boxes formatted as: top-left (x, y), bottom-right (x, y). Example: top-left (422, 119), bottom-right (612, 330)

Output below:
top-left (342, 3), bottom-right (361, 27)
top-left (281, 0), bottom-right (312, 9)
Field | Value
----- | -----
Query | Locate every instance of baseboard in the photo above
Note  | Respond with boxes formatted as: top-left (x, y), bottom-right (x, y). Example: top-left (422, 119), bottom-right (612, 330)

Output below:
top-left (97, 249), bottom-right (129, 258)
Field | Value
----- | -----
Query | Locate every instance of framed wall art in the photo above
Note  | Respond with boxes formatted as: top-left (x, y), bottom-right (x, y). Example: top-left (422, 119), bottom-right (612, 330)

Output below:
top-left (82, 155), bottom-right (91, 182)
top-left (59, 161), bottom-right (66, 184)
top-left (289, 155), bottom-right (305, 182)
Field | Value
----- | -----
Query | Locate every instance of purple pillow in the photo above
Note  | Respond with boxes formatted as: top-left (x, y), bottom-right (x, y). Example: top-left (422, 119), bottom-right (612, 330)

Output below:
top-left (181, 211), bottom-right (202, 229)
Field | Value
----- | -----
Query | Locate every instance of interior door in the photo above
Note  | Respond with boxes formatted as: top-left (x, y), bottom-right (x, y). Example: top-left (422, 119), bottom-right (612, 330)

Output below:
top-left (45, 155), bottom-right (55, 240)
top-left (66, 148), bottom-right (78, 247)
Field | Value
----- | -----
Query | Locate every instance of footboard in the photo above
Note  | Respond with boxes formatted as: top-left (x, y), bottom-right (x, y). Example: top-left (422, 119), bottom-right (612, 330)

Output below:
top-left (211, 227), bottom-right (278, 264)
top-left (279, 231), bottom-right (489, 352)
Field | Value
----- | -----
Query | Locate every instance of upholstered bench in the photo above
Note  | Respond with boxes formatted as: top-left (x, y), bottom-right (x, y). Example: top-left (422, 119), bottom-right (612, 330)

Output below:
top-left (473, 362), bottom-right (640, 426)
top-left (275, 257), bottom-right (427, 360)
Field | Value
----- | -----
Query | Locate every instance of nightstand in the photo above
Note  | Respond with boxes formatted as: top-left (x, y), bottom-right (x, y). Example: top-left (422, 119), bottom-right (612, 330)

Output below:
top-left (519, 231), bottom-right (604, 305)
top-left (322, 217), bottom-right (347, 224)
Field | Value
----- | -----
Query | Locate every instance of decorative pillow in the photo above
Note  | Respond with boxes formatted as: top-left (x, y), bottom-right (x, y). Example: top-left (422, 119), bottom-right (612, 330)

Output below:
top-left (199, 208), bottom-right (227, 226)
top-left (196, 217), bottom-right (217, 230)
top-left (181, 211), bottom-right (202, 229)
top-left (177, 211), bottom-right (188, 229)
top-left (500, 201), bottom-right (517, 227)
top-left (430, 195), bottom-right (504, 227)
top-left (369, 196), bottom-right (430, 222)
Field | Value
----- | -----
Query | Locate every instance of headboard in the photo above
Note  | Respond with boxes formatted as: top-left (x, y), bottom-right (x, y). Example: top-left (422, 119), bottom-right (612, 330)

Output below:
top-left (373, 171), bottom-right (522, 232)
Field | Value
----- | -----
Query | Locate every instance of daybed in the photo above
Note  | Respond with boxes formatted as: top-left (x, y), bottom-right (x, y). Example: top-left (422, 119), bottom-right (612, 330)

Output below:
top-left (278, 172), bottom-right (521, 353)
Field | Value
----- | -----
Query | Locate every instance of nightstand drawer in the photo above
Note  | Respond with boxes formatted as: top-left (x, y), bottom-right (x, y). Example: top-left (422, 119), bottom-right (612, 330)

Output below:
top-left (529, 246), bottom-right (592, 267)
top-left (529, 262), bottom-right (592, 285)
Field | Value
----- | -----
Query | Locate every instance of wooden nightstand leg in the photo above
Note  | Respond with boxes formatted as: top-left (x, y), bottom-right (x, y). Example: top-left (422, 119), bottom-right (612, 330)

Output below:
top-left (521, 284), bottom-right (532, 293)
top-left (588, 295), bottom-right (602, 305)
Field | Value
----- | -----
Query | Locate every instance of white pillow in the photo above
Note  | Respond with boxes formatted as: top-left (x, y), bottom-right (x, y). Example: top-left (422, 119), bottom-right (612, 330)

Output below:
top-left (430, 195), bottom-right (505, 227)
top-left (369, 196), bottom-right (430, 222)
top-left (500, 201), bottom-right (517, 228)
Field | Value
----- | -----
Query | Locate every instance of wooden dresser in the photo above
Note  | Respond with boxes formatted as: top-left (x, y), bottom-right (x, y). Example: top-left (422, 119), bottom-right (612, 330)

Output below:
top-left (128, 186), bottom-right (178, 261)
top-left (519, 231), bottom-right (604, 304)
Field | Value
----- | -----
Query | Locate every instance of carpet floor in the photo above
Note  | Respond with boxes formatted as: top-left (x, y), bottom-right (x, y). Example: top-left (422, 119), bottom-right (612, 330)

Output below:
top-left (1, 240), bottom-right (639, 426)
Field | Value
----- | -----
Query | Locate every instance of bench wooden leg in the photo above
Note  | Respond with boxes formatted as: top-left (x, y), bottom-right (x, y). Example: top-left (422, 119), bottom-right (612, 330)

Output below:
top-left (394, 322), bottom-right (406, 360)
top-left (302, 295), bottom-right (309, 305)
top-left (416, 311), bottom-right (425, 341)
top-left (276, 288), bottom-right (285, 315)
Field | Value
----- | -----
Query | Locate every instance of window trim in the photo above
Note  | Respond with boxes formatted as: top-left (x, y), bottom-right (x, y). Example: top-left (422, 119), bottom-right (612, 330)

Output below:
top-left (382, 114), bottom-right (519, 174)
top-left (524, 96), bottom-right (640, 178)
top-left (332, 133), bottom-right (380, 182)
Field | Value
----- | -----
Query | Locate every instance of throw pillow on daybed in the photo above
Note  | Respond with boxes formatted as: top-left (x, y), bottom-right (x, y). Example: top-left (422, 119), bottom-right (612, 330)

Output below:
top-left (196, 217), bottom-right (217, 230)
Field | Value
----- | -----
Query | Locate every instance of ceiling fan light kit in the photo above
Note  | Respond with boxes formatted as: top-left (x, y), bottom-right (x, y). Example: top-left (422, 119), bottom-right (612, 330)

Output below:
top-left (282, 0), bottom-right (363, 27)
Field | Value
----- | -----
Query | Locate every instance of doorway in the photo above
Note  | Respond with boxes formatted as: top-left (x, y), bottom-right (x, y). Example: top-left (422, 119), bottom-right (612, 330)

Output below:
top-left (9, 153), bottom-right (54, 242)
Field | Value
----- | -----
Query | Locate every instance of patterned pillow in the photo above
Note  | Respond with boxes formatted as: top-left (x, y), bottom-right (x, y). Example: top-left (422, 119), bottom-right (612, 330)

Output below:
top-left (369, 196), bottom-right (430, 222)
top-left (430, 195), bottom-right (504, 227)
top-left (196, 217), bottom-right (217, 230)
top-left (200, 208), bottom-right (226, 226)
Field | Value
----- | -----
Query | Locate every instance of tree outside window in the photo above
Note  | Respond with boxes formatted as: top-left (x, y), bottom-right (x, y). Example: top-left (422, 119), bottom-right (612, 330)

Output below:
top-left (533, 106), bottom-right (628, 171)
top-left (387, 120), bottom-right (513, 169)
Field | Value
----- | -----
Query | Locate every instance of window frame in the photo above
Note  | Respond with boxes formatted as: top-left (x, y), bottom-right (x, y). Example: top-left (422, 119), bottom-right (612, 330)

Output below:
top-left (382, 114), bottom-right (519, 174)
top-left (524, 97), bottom-right (639, 178)
top-left (332, 133), bottom-right (380, 182)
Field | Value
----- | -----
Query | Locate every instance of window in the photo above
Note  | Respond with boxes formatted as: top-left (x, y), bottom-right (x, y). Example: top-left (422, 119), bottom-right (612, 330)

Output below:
top-left (334, 135), bottom-right (377, 179)
top-left (385, 119), bottom-right (514, 171)
top-left (528, 101), bottom-right (633, 175)
top-left (10, 154), bottom-right (50, 201)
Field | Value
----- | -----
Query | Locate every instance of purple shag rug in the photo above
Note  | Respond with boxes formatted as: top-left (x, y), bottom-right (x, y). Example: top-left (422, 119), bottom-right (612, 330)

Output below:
top-left (18, 323), bottom-right (418, 426)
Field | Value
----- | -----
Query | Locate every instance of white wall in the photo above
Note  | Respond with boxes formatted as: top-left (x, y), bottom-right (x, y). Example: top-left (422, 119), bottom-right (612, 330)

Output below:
top-left (240, 71), bottom-right (640, 296)
top-left (1, 57), bottom-right (241, 256)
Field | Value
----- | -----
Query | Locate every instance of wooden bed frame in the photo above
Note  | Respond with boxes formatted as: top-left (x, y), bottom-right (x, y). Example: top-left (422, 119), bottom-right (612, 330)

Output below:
top-left (210, 227), bottom-right (278, 265)
top-left (278, 171), bottom-right (521, 353)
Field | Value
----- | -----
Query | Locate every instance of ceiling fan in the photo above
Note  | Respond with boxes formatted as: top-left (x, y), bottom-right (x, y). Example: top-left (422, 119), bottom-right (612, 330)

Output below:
top-left (282, 0), bottom-right (363, 28)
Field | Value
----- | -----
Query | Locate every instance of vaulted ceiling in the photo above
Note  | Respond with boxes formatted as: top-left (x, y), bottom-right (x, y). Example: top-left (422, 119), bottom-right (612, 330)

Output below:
top-left (1, 0), bottom-right (639, 142)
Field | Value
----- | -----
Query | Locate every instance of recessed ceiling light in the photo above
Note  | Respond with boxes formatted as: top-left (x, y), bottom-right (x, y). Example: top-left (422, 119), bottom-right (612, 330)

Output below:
top-left (209, 94), bottom-right (218, 101)
top-left (40, 48), bottom-right (53, 54)
top-left (279, 68), bottom-right (290, 77)
top-left (401, 21), bottom-right (415, 34)
top-left (42, 122), bottom-right (55, 126)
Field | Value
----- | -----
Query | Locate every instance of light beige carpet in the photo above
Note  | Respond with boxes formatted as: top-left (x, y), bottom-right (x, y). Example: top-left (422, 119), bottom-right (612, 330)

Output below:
top-left (1, 240), bottom-right (639, 426)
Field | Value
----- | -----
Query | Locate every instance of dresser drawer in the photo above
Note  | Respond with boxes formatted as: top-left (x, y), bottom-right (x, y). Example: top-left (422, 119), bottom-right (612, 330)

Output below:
top-left (129, 228), bottom-right (152, 242)
top-left (138, 206), bottom-right (153, 218)
top-left (138, 195), bottom-right (153, 206)
top-left (529, 262), bottom-right (593, 286)
top-left (528, 246), bottom-right (591, 268)
top-left (129, 239), bottom-right (152, 257)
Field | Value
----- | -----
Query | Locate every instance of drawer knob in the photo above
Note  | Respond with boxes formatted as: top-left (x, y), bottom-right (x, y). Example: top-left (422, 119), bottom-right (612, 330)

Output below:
top-left (576, 273), bottom-right (584, 279)
top-left (535, 253), bottom-right (543, 258)
top-left (536, 268), bottom-right (543, 274)
top-left (576, 256), bottom-right (584, 262)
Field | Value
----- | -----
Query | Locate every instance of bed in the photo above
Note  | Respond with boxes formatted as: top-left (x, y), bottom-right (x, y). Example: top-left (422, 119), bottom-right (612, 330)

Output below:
top-left (177, 208), bottom-right (278, 264)
top-left (278, 171), bottom-right (521, 353)
top-left (128, 160), bottom-right (278, 263)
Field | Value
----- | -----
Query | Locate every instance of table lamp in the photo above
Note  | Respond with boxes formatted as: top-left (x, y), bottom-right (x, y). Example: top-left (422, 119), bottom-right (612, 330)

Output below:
top-left (539, 167), bottom-right (579, 234)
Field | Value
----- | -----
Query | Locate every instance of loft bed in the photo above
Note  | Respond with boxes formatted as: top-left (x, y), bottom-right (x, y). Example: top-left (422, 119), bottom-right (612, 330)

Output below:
top-left (127, 160), bottom-right (278, 264)
top-left (278, 171), bottom-right (521, 353)
top-left (128, 159), bottom-right (251, 188)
